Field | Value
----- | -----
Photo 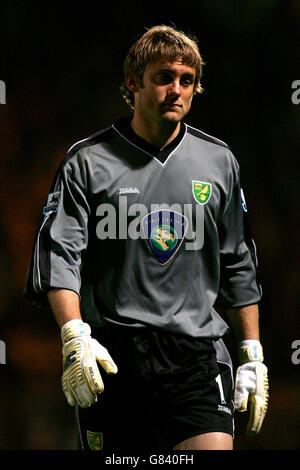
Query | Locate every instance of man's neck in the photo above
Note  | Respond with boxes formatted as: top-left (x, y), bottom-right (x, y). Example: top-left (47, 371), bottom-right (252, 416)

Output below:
top-left (130, 115), bottom-right (181, 150)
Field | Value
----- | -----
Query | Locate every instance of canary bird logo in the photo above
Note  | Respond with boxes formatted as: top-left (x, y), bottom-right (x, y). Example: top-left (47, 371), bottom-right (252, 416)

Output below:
top-left (192, 180), bottom-right (212, 205)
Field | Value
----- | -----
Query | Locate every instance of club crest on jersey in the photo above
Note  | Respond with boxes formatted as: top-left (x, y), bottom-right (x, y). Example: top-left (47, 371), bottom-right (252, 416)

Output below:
top-left (192, 180), bottom-right (212, 205)
top-left (87, 430), bottom-right (103, 450)
top-left (142, 210), bottom-right (188, 265)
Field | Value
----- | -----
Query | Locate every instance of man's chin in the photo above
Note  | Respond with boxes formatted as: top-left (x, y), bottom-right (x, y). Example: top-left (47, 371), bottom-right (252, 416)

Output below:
top-left (160, 110), bottom-right (184, 124)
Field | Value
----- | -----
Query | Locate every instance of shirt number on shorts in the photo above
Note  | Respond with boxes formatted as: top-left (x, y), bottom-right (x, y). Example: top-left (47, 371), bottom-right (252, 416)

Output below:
top-left (215, 374), bottom-right (226, 404)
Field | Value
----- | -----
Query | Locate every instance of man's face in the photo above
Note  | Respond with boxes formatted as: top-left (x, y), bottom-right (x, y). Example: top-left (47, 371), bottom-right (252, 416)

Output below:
top-left (130, 58), bottom-right (196, 127)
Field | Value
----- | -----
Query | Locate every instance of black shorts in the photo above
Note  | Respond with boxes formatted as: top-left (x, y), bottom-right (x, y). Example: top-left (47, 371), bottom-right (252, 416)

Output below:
top-left (76, 326), bottom-right (234, 452)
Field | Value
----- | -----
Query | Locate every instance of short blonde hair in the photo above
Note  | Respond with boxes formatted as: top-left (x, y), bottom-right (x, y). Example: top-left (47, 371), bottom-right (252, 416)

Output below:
top-left (121, 25), bottom-right (205, 109)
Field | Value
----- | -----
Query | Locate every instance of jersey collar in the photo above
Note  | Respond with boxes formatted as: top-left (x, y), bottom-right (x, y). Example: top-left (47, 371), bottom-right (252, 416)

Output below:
top-left (113, 116), bottom-right (186, 165)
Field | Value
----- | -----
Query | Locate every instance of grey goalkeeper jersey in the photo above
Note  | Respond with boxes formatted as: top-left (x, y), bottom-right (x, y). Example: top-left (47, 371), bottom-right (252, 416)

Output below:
top-left (25, 117), bottom-right (262, 338)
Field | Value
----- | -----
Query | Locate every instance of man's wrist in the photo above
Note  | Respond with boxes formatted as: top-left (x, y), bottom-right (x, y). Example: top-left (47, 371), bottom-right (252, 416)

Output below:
top-left (62, 318), bottom-right (84, 329)
top-left (238, 339), bottom-right (264, 363)
top-left (61, 319), bottom-right (91, 343)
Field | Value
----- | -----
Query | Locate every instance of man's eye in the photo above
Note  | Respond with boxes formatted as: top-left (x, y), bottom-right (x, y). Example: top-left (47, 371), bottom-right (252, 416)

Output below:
top-left (157, 74), bottom-right (171, 83)
top-left (181, 77), bottom-right (193, 87)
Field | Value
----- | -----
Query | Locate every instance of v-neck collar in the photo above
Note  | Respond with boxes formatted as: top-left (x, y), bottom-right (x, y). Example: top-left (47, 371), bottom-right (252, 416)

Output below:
top-left (113, 116), bottom-right (186, 165)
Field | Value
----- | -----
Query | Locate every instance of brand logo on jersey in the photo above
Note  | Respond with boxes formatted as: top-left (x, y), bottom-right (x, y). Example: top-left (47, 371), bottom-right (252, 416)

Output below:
top-left (217, 404), bottom-right (232, 415)
top-left (87, 430), bottom-right (103, 450)
top-left (142, 210), bottom-right (188, 264)
top-left (192, 181), bottom-right (212, 205)
top-left (119, 187), bottom-right (140, 195)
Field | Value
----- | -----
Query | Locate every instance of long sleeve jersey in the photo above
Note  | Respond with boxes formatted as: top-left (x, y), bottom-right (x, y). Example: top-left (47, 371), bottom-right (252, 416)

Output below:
top-left (24, 117), bottom-right (262, 339)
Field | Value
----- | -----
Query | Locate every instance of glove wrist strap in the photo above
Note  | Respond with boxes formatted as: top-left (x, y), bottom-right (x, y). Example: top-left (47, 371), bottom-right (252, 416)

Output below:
top-left (238, 339), bottom-right (264, 363)
top-left (61, 319), bottom-right (91, 344)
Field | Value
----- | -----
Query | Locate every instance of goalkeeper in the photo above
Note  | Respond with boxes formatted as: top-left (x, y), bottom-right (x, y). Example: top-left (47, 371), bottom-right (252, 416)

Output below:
top-left (24, 25), bottom-right (268, 451)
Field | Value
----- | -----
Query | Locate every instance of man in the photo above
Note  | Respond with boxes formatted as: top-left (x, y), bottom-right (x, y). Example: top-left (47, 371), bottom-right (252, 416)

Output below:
top-left (25, 25), bottom-right (269, 451)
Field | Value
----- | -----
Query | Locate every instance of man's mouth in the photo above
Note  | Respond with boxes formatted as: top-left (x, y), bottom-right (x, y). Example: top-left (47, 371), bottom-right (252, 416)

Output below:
top-left (162, 102), bottom-right (182, 108)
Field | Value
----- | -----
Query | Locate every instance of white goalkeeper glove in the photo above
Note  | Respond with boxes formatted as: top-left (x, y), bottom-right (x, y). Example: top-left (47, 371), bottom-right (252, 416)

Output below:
top-left (234, 340), bottom-right (269, 436)
top-left (61, 319), bottom-right (118, 408)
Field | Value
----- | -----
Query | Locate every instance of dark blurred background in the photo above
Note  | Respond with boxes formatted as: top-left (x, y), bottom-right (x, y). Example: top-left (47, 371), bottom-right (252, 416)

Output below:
top-left (0, 0), bottom-right (299, 450)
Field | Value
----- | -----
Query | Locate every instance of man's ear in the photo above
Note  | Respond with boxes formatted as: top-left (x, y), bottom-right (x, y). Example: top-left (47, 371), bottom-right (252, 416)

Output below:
top-left (126, 75), bottom-right (140, 93)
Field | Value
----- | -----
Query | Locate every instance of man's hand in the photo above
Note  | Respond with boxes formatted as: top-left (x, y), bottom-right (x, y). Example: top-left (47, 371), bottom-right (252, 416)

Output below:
top-left (234, 340), bottom-right (269, 436)
top-left (61, 319), bottom-right (118, 408)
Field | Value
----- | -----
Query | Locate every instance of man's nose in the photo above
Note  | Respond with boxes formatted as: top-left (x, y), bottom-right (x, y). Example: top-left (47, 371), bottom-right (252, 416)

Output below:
top-left (168, 80), bottom-right (181, 95)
